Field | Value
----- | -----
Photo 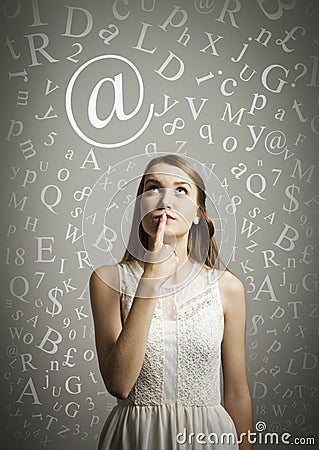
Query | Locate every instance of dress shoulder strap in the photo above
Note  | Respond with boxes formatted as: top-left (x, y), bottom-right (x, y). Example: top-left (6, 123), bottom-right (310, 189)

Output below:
top-left (118, 260), bottom-right (142, 295)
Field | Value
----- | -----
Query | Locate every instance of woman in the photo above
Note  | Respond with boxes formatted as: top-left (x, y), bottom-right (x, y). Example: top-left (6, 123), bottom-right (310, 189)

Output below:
top-left (90, 154), bottom-right (253, 449)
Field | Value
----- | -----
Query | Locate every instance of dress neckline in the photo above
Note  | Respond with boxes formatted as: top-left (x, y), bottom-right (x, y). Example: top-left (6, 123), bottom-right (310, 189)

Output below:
top-left (129, 259), bottom-right (202, 290)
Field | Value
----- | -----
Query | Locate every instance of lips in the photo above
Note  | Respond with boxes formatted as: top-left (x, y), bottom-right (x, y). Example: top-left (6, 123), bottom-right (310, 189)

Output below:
top-left (153, 212), bottom-right (176, 220)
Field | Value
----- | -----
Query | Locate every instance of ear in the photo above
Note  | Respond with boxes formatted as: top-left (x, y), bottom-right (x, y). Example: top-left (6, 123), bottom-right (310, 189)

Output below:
top-left (193, 208), bottom-right (200, 225)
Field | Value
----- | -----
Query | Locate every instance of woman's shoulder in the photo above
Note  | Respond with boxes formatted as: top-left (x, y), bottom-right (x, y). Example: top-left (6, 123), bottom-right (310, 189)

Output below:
top-left (91, 263), bottom-right (119, 277)
top-left (90, 264), bottom-right (120, 293)
top-left (214, 268), bottom-right (246, 312)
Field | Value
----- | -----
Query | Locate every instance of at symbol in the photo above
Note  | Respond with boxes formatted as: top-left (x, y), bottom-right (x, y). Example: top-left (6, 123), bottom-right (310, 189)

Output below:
top-left (65, 55), bottom-right (154, 148)
top-left (194, 0), bottom-right (216, 14)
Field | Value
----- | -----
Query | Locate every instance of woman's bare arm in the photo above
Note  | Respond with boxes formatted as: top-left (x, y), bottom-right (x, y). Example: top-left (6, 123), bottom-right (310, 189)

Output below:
top-left (220, 271), bottom-right (254, 450)
top-left (89, 266), bottom-right (160, 399)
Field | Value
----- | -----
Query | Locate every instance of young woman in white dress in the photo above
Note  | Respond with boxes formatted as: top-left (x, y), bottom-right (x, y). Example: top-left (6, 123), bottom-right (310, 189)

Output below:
top-left (90, 154), bottom-right (254, 449)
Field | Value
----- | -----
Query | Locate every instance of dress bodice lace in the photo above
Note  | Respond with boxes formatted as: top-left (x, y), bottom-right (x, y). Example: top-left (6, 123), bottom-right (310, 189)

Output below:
top-left (116, 260), bottom-right (224, 407)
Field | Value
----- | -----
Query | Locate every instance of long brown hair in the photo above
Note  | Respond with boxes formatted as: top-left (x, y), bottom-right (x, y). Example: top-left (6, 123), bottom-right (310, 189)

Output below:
top-left (120, 154), bottom-right (233, 273)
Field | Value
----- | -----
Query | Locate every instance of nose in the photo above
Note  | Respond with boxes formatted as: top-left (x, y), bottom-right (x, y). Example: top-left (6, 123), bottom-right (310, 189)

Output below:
top-left (158, 188), bottom-right (173, 209)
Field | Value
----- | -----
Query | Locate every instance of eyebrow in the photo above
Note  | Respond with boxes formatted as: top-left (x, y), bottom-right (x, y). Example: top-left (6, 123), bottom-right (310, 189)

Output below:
top-left (144, 178), bottom-right (192, 190)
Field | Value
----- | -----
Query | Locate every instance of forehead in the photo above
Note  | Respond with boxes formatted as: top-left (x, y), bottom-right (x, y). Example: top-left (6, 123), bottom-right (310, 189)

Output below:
top-left (144, 163), bottom-right (193, 184)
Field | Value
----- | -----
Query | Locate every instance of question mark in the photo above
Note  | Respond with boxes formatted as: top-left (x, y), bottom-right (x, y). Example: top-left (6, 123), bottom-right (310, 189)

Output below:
top-left (291, 63), bottom-right (308, 87)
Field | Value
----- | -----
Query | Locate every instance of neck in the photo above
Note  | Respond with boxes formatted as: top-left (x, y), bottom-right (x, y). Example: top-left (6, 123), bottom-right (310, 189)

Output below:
top-left (174, 239), bottom-right (188, 269)
top-left (137, 234), bottom-right (194, 278)
top-left (151, 233), bottom-right (189, 268)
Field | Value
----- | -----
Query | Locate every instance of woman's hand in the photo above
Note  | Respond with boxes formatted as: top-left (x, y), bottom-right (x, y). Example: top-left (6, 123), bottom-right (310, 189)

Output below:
top-left (142, 212), bottom-right (179, 286)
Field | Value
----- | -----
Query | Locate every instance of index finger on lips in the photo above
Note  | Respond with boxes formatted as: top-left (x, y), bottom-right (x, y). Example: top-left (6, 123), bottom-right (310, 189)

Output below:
top-left (154, 212), bottom-right (167, 248)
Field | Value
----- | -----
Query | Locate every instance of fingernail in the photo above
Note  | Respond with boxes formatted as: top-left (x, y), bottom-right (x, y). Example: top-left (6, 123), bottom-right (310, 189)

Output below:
top-left (162, 212), bottom-right (167, 221)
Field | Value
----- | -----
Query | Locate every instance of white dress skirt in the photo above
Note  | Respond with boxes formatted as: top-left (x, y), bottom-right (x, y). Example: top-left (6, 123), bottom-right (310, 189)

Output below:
top-left (98, 260), bottom-right (239, 450)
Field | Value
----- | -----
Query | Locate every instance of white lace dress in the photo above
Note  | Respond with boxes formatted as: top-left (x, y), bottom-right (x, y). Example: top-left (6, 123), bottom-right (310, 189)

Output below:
top-left (98, 260), bottom-right (239, 450)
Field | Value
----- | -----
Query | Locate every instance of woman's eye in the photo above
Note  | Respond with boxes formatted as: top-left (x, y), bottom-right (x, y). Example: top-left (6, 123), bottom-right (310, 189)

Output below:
top-left (146, 185), bottom-right (159, 192)
top-left (146, 186), bottom-right (188, 194)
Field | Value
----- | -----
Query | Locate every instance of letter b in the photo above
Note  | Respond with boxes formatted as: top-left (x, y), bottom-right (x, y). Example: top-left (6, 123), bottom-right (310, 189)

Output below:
top-left (273, 223), bottom-right (299, 251)
top-left (36, 326), bottom-right (62, 354)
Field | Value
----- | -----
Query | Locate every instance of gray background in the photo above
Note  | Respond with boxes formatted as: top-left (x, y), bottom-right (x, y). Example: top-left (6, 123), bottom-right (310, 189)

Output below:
top-left (1, 0), bottom-right (318, 449)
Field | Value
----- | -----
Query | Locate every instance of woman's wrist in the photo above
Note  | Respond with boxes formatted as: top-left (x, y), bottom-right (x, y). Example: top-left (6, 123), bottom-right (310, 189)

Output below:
top-left (136, 273), bottom-right (162, 299)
